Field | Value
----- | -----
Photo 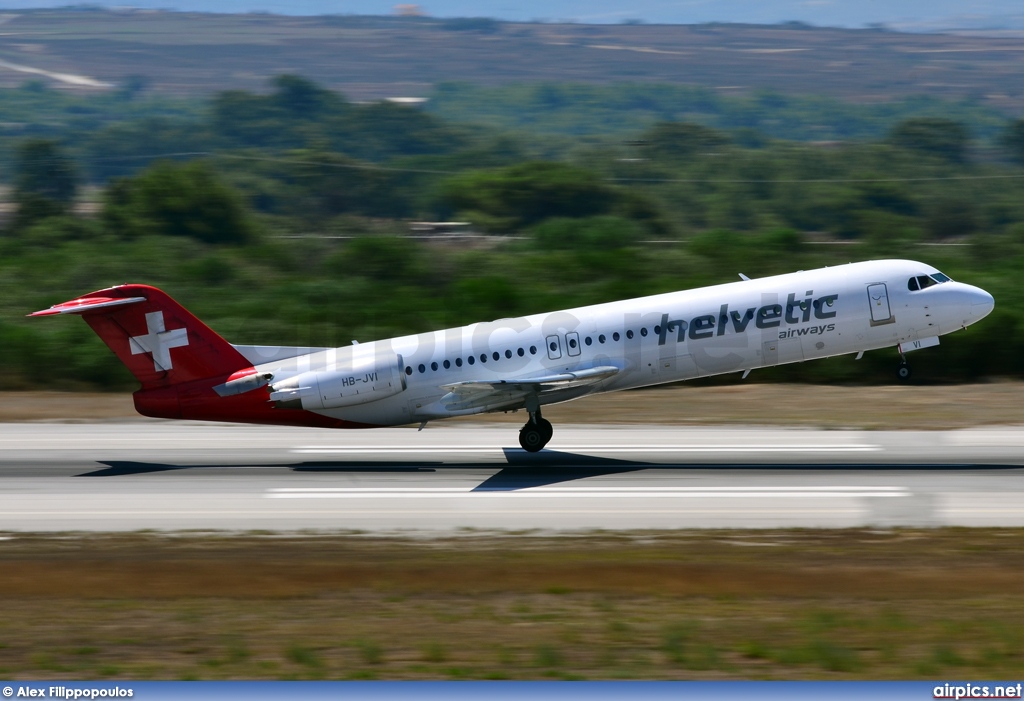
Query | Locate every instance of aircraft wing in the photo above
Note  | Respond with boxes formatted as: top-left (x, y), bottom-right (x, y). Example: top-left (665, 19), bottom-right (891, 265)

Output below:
top-left (438, 365), bottom-right (620, 411)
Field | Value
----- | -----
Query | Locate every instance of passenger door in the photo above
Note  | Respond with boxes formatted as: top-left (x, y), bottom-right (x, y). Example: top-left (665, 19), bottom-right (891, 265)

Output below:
top-left (867, 283), bottom-right (894, 326)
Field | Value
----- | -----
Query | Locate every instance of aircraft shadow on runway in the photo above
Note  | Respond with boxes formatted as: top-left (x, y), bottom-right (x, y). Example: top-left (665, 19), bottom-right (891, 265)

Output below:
top-left (80, 451), bottom-right (644, 484)
top-left (80, 460), bottom-right (442, 477)
top-left (79, 456), bottom-right (1021, 490)
top-left (472, 450), bottom-right (645, 490)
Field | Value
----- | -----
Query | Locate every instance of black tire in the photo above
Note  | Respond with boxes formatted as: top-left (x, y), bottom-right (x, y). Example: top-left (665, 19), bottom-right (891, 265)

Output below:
top-left (897, 363), bottom-right (912, 382)
top-left (536, 417), bottom-right (553, 444)
top-left (519, 425), bottom-right (545, 452)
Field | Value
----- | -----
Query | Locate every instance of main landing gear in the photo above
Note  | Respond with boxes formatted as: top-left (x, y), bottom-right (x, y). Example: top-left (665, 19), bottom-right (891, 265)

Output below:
top-left (519, 408), bottom-right (553, 453)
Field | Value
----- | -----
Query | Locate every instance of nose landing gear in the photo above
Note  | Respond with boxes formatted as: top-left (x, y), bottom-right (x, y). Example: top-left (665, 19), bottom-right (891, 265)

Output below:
top-left (896, 345), bottom-right (912, 382)
top-left (519, 408), bottom-right (553, 452)
top-left (896, 361), bottom-right (912, 382)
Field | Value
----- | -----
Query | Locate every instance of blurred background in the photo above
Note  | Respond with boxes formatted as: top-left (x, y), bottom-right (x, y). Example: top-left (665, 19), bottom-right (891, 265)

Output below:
top-left (1, 7), bottom-right (1022, 389)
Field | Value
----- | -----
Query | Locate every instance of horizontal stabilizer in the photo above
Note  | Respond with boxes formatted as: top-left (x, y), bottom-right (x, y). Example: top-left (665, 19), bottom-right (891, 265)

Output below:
top-left (29, 296), bottom-right (147, 317)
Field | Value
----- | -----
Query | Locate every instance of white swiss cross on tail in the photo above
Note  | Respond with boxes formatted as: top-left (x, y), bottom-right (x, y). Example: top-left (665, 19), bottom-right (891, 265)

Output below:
top-left (129, 311), bottom-right (189, 371)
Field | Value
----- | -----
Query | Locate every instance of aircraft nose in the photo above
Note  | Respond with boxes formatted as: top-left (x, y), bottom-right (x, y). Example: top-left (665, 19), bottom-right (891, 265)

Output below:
top-left (964, 284), bottom-right (995, 324)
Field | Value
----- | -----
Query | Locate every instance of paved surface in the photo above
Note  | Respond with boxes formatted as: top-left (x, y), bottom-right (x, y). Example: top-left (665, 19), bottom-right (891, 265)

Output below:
top-left (1, 422), bottom-right (1023, 532)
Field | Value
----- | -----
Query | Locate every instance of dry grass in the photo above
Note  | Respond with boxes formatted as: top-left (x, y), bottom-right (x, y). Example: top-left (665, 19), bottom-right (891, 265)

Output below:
top-left (0, 530), bottom-right (1022, 679)
top-left (4, 382), bottom-right (1024, 429)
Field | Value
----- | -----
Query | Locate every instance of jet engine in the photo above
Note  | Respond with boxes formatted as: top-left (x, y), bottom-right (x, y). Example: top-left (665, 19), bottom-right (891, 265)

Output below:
top-left (269, 351), bottom-right (406, 410)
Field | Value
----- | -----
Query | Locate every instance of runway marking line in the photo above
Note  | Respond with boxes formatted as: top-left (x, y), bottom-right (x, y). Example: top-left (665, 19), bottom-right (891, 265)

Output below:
top-left (265, 486), bottom-right (909, 499)
top-left (291, 444), bottom-right (882, 455)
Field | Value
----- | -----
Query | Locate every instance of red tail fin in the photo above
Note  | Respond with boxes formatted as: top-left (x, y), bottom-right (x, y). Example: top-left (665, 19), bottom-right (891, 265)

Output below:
top-left (30, 284), bottom-right (250, 390)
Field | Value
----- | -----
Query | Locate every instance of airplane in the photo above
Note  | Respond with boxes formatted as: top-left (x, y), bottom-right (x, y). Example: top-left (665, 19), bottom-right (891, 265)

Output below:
top-left (30, 259), bottom-right (993, 452)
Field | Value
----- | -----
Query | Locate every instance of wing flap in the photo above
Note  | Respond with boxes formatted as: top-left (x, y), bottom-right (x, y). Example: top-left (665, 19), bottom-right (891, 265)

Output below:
top-left (439, 365), bottom-right (620, 410)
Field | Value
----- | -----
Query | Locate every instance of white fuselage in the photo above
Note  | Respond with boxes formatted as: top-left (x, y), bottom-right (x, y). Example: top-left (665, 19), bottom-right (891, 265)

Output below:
top-left (242, 260), bottom-right (993, 427)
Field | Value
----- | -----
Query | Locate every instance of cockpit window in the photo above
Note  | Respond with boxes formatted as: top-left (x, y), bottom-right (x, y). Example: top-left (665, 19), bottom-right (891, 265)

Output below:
top-left (909, 272), bottom-right (951, 292)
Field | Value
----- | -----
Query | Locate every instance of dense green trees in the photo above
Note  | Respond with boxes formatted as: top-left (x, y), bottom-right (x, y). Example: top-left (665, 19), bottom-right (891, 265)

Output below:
top-left (9, 139), bottom-right (79, 232)
top-left (888, 118), bottom-right (970, 162)
top-left (427, 83), bottom-right (1009, 141)
top-left (440, 162), bottom-right (618, 232)
top-left (639, 122), bottom-right (730, 160)
top-left (209, 75), bottom-right (470, 161)
top-left (439, 162), bottom-right (667, 235)
top-left (102, 161), bottom-right (253, 244)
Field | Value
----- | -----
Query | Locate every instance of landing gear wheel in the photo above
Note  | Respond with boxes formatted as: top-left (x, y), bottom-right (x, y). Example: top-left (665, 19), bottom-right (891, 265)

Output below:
top-left (537, 417), bottom-right (553, 445)
top-left (519, 424), bottom-right (545, 452)
top-left (896, 362), bottom-right (912, 382)
top-left (519, 416), bottom-right (553, 453)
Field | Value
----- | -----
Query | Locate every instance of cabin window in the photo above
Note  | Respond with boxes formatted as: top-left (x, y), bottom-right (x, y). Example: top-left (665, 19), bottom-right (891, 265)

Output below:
top-left (585, 336), bottom-right (592, 346)
top-left (468, 356), bottom-right (475, 365)
top-left (505, 349), bottom-right (512, 359)
top-left (626, 330), bottom-right (634, 339)
top-left (654, 325), bottom-right (661, 335)
top-left (530, 345), bottom-right (537, 355)
top-left (517, 347), bottom-right (525, 357)
top-left (599, 334), bottom-right (606, 344)
top-left (549, 341), bottom-right (558, 352)
top-left (405, 366), bottom-right (412, 375)
top-left (480, 354), bottom-right (487, 363)
top-left (568, 338), bottom-right (577, 349)
top-left (418, 364), bottom-right (426, 374)
top-left (443, 359), bottom-right (451, 369)
top-left (493, 351), bottom-right (500, 361)
top-left (456, 358), bottom-right (463, 367)
top-left (640, 327), bottom-right (648, 337)
top-left (431, 362), bottom-right (438, 371)
top-left (613, 332), bottom-right (621, 342)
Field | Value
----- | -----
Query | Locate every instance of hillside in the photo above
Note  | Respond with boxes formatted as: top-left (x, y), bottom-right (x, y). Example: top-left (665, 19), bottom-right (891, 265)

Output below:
top-left (1, 10), bottom-right (1024, 111)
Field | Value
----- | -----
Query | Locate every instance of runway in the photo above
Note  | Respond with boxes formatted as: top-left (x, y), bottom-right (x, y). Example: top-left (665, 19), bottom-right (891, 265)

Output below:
top-left (1, 421), bottom-right (1023, 532)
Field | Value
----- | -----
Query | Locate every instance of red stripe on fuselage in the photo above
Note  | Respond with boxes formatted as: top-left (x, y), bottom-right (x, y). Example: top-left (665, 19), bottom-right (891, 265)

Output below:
top-left (134, 376), bottom-right (381, 429)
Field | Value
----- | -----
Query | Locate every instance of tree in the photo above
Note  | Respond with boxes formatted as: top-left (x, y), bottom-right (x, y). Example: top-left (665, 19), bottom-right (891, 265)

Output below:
top-left (531, 216), bottom-right (641, 251)
top-left (282, 149), bottom-right (414, 220)
top-left (271, 74), bottom-right (340, 119)
top-left (925, 196), bottom-right (978, 239)
top-left (439, 162), bottom-right (619, 232)
top-left (638, 122), bottom-right (730, 160)
top-left (9, 139), bottom-right (79, 232)
top-left (102, 160), bottom-right (254, 244)
top-left (83, 117), bottom-right (212, 182)
top-left (888, 118), bottom-right (969, 162)
top-left (329, 101), bottom-right (466, 161)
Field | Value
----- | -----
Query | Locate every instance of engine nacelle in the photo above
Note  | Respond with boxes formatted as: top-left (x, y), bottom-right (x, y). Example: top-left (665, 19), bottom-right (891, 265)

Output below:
top-left (269, 351), bottom-right (406, 410)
